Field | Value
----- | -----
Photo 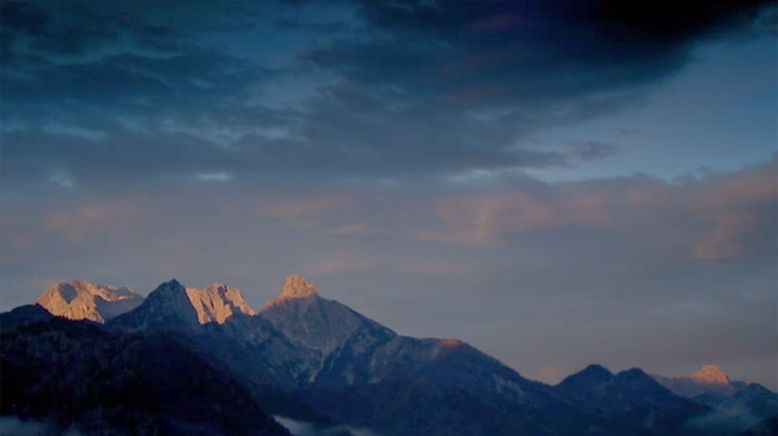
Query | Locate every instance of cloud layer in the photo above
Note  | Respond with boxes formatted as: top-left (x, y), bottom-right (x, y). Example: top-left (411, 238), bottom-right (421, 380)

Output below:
top-left (1, 0), bottom-right (773, 185)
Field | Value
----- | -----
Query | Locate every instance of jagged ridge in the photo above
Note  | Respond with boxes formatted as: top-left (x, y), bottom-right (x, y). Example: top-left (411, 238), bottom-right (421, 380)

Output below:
top-left (36, 280), bottom-right (143, 323)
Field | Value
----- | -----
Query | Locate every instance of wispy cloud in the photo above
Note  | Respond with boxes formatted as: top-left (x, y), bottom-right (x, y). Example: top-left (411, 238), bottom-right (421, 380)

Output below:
top-left (312, 256), bottom-right (376, 275)
top-left (324, 223), bottom-right (370, 236)
top-left (49, 170), bottom-right (75, 189)
top-left (195, 172), bottom-right (234, 182)
top-left (413, 156), bottom-right (777, 260)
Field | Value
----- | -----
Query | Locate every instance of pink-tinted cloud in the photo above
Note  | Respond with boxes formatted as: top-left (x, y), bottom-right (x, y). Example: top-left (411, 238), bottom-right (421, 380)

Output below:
top-left (324, 223), bottom-right (370, 236)
top-left (311, 256), bottom-right (376, 275)
top-left (412, 156), bottom-right (776, 262)
top-left (45, 195), bottom-right (157, 244)
top-left (693, 212), bottom-right (760, 261)
top-left (262, 195), bottom-right (355, 231)
top-left (685, 158), bottom-right (777, 260)
top-left (264, 196), bottom-right (353, 220)
top-left (420, 190), bottom-right (611, 246)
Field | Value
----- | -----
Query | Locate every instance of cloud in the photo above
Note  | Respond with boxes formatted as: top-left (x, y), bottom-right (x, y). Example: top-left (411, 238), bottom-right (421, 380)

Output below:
top-left (569, 141), bottom-right (619, 163)
top-left (419, 191), bottom-right (610, 246)
top-left (1, 0), bottom-right (771, 189)
top-left (49, 170), bottom-right (75, 189)
top-left (266, 197), bottom-right (350, 218)
top-left (195, 172), bottom-right (234, 182)
top-left (273, 415), bottom-right (379, 436)
top-left (324, 223), bottom-right (370, 236)
top-left (1, 1), bottom-right (284, 189)
top-left (312, 256), bottom-right (376, 275)
top-left (693, 212), bottom-right (760, 261)
top-left (45, 195), bottom-right (157, 243)
top-left (412, 156), bottom-right (777, 260)
top-left (287, 0), bottom-right (771, 174)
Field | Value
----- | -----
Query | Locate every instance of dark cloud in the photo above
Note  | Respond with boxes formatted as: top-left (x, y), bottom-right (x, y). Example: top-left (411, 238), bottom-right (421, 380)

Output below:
top-left (0, 1), bottom-right (190, 62)
top-left (569, 141), bottom-right (618, 162)
top-left (582, 1), bottom-right (770, 41)
top-left (273, 16), bottom-right (350, 33)
top-left (1, 0), bottom-right (772, 187)
top-left (342, 0), bottom-right (771, 100)
top-left (286, 0), bottom-right (772, 174)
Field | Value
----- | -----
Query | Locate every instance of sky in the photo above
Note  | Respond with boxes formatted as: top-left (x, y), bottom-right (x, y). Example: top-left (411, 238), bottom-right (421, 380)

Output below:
top-left (1, 0), bottom-right (776, 388)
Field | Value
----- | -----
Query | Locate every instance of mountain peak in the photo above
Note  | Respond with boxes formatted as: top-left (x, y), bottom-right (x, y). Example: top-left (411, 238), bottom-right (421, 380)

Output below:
top-left (581, 364), bottom-right (613, 377)
top-left (35, 279), bottom-right (143, 323)
top-left (264, 275), bottom-right (319, 309)
top-left (186, 283), bottom-right (255, 324)
top-left (162, 278), bottom-right (184, 289)
top-left (690, 364), bottom-right (730, 385)
top-left (109, 279), bottom-right (200, 331)
top-left (280, 275), bottom-right (319, 299)
top-left (558, 364), bottom-right (614, 389)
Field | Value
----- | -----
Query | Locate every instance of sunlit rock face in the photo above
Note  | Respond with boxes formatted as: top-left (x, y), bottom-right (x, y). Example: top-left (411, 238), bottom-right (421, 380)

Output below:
top-left (36, 280), bottom-right (143, 323)
top-left (186, 283), bottom-right (255, 324)
top-left (263, 275), bottom-right (319, 308)
top-left (109, 279), bottom-right (256, 331)
top-left (653, 364), bottom-right (747, 398)
top-left (689, 364), bottom-right (731, 385)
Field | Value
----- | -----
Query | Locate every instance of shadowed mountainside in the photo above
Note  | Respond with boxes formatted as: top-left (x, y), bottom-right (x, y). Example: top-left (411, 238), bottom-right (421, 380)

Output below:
top-left (0, 317), bottom-right (288, 436)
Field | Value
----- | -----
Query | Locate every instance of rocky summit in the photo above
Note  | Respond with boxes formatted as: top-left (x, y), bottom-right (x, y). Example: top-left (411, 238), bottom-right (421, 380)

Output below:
top-left (36, 280), bottom-right (143, 323)
top-left (186, 283), bottom-right (256, 324)
top-left (652, 364), bottom-right (749, 399)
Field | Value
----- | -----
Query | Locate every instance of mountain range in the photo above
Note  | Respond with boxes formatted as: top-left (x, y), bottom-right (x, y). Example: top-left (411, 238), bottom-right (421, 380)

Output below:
top-left (1, 276), bottom-right (775, 436)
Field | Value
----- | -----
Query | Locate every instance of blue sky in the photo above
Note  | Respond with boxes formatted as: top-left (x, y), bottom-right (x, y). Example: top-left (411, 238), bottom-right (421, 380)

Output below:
top-left (530, 35), bottom-right (776, 183)
top-left (1, 0), bottom-right (776, 388)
